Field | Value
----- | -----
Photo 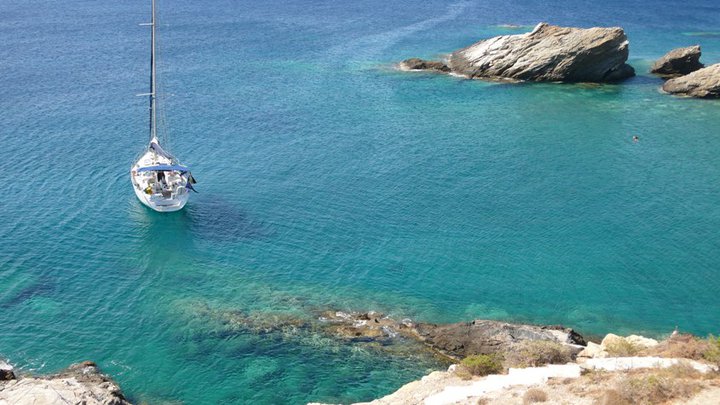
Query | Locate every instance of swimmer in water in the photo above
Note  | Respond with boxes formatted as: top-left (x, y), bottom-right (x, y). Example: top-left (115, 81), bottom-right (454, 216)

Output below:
top-left (633, 135), bottom-right (639, 142)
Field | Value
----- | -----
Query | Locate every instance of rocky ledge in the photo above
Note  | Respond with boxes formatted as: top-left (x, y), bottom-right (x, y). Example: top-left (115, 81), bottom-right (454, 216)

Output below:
top-left (0, 359), bottom-right (130, 405)
top-left (662, 63), bottom-right (720, 98)
top-left (401, 22), bottom-right (635, 83)
top-left (651, 45), bottom-right (704, 78)
top-left (311, 311), bottom-right (585, 361)
top-left (398, 58), bottom-right (450, 73)
top-left (414, 319), bottom-right (585, 360)
top-left (316, 331), bottom-right (720, 405)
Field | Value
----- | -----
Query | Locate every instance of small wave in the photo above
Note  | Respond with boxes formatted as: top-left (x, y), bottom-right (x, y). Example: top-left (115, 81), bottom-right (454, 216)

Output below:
top-left (682, 31), bottom-right (720, 38)
top-left (494, 24), bottom-right (536, 30)
top-left (327, 1), bottom-right (472, 62)
top-left (448, 71), bottom-right (469, 79)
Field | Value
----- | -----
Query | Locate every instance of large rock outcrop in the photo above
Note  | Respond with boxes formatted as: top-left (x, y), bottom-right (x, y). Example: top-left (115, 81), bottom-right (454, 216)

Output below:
top-left (444, 22), bottom-right (635, 82)
top-left (651, 45), bottom-right (704, 77)
top-left (0, 360), bottom-right (131, 405)
top-left (662, 63), bottom-right (720, 98)
top-left (414, 319), bottom-right (586, 360)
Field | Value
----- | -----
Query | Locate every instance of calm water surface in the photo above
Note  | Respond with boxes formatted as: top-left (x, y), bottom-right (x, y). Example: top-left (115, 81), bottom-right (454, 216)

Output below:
top-left (1, 0), bottom-right (720, 403)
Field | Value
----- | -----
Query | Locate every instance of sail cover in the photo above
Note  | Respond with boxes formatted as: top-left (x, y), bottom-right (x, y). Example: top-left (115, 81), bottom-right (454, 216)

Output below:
top-left (137, 164), bottom-right (189, 173)
top-left (150, 141), bottom-right (175, 159)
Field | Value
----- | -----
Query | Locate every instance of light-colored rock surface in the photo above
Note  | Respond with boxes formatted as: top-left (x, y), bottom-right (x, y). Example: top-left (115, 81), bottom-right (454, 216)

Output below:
top-left (581, 356), bottom-right (717, 373)
top-left (0, 376), bottom-right (128, 405)
top-left (355, 369), bottom-right (472, 405)
top-left (353, 364), bottom-right (580, 405)
top-left (625, 334), bottom-right (659, 348)
top-left (577, 341), bottom-right (606, 358)
top-left (651, 45), bottom-right (703, 77)
top-left (579, 333), bottom-right (659, 359)
top-left (414, 319), bottom-right (585, 360)
top-left (684, 387), bottom-right (720, 405)
top-left (600, 333), bottom-right (626, 349)
top-left (662, 63), bottom-right (720, 98)
top-left (424, 364), bottom-right (581, 405)
top-left (0, 361), bottom-right (130, 405)
top-left (333, 356), bottom-right (719, 405)
top-left (448, 22), bottom-right (635, 82)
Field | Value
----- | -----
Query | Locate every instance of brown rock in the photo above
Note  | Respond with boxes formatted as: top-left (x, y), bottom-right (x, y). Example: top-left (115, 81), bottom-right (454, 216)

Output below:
top-left (399, 58), bottom-right (451, 73)
top-left (0, 360), bottom-right (15, 381)
top-left (414, 319), bottom-right (585, 360)
top-left (651, 45), bottom-right (703, 77)
top-left (448, 22), bottom-right (635, 82)
top-left (662, 63), bottom-right (720, 98)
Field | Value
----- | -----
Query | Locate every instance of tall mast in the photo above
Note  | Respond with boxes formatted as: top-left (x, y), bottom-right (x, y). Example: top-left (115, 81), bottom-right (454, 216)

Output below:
top-left (149, 0), bottom-right (157, 142)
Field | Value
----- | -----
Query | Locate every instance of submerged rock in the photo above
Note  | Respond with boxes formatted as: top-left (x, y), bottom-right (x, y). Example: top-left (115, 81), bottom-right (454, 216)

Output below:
top-left (398, 58), bottom-right (450, 73)
top-left (446, 22), bottom-right (635, 82)
top-left (662, 63), bottom-right (720, 98)
top-left (0, 360), bottom-right (130, 405)
top-left (189, 302), bottom-right (587, 364)
top-left (651, 45), bottom-right (703, 77)
top-left (318, 311), bottom-right (407, 340)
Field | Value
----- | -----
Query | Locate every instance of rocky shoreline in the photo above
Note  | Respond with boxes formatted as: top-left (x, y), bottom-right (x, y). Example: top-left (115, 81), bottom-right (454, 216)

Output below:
top-left (4, 311), bottom-right (719, 404)
top-left (311, 326), bottom-right (720, 405)
top-left (399, 22), bottom-right (720, 98)
top-left (0, 360), bottom-right (130, 405)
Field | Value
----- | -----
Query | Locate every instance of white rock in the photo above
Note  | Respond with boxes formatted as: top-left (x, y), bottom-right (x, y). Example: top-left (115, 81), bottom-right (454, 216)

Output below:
top-left (577, 341), bottom-right (607, 358)
top-left (581, 356), bottom-right (717, 373)
top-left (625, 335), bottom-right (659, 348)
top-left (600, 333), bottom-right (625, 348)
top-left (424, 364), bottom-right (581, 405)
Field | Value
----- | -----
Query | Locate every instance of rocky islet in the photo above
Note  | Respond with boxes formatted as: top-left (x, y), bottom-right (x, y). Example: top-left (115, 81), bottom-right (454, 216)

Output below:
top-left (651, 45), bottom-right (704, 77)
top-left (662, 63), bottom-right (720, 98)
top-left (400, 23), bottom-right (720, 98)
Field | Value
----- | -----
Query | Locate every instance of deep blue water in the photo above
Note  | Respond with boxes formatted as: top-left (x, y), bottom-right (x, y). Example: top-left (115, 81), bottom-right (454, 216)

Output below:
top-left (1, 0), bottom-right (720, 403)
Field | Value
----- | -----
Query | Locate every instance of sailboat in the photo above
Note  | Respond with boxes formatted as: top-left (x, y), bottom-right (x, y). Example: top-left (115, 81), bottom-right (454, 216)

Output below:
top-left (130, 0), bottom-right (196, 212)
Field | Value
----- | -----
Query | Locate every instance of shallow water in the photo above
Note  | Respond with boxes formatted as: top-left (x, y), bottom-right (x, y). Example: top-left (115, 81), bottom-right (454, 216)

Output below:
top-left (1, 0), bottom-right (720, 403)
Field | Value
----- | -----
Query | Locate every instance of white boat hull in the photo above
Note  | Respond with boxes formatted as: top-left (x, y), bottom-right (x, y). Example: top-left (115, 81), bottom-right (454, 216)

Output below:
top-left (131, 174), bottom-right (189, 212)
top-left (130, 148), bottom-right (191, 212)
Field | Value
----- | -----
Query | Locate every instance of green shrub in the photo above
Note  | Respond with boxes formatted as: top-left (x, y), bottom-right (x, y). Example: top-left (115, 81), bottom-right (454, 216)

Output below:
top-left (505, 340), bottom-right (573, 368)
top-left (647, 333), bottom-right (710, 360)
top-left (662, 362), bottom-right (702, 379)
top-left (702, 335), bottom-right (720, 366)
top-left (616, 374), bottom-right (699, 404)
top-left (459, 354), bottom-right (503, 377)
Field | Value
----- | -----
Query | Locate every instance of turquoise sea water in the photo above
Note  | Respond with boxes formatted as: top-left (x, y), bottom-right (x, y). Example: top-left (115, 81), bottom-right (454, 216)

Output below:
top-left (2, 0), bottom-right (720, 403)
